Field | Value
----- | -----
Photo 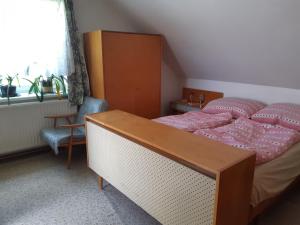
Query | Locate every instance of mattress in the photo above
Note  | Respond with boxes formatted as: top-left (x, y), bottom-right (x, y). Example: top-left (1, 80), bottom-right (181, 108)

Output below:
top-left (251, 142), bottom-right (300, 206)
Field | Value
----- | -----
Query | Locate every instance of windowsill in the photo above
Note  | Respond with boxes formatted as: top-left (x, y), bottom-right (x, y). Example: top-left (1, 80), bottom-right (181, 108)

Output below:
top-left (0, 93), bottom-right (68, 106)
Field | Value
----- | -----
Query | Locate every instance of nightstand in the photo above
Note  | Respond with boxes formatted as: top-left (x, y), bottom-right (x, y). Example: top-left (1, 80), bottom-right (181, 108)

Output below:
top-left (169, 88), bottom-right (224, 115)
top-left (170, 100), bottom-right (201, 114)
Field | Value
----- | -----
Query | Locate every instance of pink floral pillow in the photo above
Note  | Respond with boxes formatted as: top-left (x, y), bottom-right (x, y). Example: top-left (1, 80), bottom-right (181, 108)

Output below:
top-left (202, 97), bottom-right (266, 118)
top-left (251, 103), bottom-right (300, 131)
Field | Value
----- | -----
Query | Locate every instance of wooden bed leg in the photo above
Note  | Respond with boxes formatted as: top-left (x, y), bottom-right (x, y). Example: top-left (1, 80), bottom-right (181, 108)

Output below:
top-left (98, 176), bottom-right (103, 191)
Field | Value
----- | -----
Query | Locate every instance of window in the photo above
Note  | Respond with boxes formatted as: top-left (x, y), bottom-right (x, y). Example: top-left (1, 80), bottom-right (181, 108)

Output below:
top-left (0, 0), bottom-right (73, 101)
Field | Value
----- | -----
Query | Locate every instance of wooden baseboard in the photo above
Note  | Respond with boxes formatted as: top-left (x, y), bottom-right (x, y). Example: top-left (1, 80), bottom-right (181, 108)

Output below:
top-left (0, 146), bottom-right (51, 162)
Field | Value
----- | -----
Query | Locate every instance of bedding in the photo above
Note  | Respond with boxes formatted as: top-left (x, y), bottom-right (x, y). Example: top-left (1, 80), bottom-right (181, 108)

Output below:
top-left (251, 103), bottom-right (300, 132)
top-left (202, 97), bottom-right (266, 118)
top-left (153, 111), bottom-right (232, 132)
top-left (252, 142), bottom-right (300, 206)
top-left (193, 117), bottom-right (300, 164)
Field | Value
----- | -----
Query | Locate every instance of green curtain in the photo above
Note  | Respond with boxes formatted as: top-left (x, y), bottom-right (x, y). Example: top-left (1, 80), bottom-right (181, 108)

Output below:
top-left (64, 0), bottom-right (90, 105)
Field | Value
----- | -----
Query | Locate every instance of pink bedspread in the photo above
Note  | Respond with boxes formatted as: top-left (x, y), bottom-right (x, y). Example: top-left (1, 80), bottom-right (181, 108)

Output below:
top-left (153, 111), bottom-right (232, 132)
top-left (194, 117), bottom-right (300, 164)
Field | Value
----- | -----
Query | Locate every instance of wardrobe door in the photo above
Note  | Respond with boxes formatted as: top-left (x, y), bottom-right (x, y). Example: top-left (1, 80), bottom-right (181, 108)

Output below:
top-left (102, 31), bottom-right (161, 119)
top-left (84, 31), bottom-right (105, 99)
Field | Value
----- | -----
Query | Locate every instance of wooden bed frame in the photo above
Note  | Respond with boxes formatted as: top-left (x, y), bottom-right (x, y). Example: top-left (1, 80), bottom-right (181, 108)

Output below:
top-left (182, 87), bottom-right (224, 108)
top-left (85, 110), bottom-right (299, 225)
top-left (86, 110), bottom-right (257, 225)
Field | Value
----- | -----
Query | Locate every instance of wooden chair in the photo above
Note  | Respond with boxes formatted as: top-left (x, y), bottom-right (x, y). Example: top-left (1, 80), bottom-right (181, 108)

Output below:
top-left (41, 97), bottom-right (108, 168)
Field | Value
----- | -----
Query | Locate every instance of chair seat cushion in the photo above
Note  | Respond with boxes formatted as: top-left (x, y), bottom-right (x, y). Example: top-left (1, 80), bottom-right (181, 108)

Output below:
top-left (41, 128), bottom-right (85, 154)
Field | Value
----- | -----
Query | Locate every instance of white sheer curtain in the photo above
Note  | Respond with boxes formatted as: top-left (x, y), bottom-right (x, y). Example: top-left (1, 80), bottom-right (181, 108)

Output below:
top-left (0, 0), bottom-right (74, 91)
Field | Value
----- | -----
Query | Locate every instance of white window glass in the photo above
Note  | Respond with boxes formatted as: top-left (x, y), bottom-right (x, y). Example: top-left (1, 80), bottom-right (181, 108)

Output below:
top-left (0, 0), bottom-right (73, 95)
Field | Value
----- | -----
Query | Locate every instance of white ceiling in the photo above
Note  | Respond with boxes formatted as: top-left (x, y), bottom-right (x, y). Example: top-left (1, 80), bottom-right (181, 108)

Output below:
top-left (106, 0), bottom-right (300, 89)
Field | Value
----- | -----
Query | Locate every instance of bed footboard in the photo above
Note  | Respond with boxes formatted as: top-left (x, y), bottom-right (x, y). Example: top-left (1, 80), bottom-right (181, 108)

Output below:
top-left (86, 110), bottom-right (256, 225)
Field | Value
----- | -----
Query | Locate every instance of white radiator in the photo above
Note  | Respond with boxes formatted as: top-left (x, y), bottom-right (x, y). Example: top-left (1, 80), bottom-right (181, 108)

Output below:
top-left (0, 100), bottom-right (77, 155)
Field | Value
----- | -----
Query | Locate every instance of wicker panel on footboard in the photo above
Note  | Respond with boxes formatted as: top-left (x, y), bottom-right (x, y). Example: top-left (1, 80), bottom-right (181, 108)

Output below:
top-left (87, 122), bottom-right (216, 225)
top-left (86, 110), bottom-right (256, 225)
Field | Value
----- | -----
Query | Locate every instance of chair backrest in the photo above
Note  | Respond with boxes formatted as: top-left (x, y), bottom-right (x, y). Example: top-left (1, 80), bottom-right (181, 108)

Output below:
top-left (75, 97), bottom-right (109, 125)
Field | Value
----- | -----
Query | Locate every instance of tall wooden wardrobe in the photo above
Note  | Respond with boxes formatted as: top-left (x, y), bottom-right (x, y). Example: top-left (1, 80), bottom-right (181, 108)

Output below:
top-left (84, 30), bottom-right (162, 119)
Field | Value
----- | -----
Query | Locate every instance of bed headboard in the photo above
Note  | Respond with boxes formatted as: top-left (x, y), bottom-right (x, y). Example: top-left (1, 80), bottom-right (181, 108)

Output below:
top-left (182, 88), bottom-right (223, 107)
top-left (185, 79), bottom-right (300, 104)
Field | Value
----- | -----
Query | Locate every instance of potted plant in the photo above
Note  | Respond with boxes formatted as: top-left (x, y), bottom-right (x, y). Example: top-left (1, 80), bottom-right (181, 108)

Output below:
top-left (0, 74), bottom-right (20, 105)
top-left (0, 74), bottom-right (20, 98)
top-left (41, 76), bottom-right (53, 94)
top-left (51, 74), bottom-right (67, 99)
top-left (23, 76), bottom-right (44, 102)
top-left (23, 74), bottom-right (67, 102)
top-left (41, 74), bottom-right (67, 98)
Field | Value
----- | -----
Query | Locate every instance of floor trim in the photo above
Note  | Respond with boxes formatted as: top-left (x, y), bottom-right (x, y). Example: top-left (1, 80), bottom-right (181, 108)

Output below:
top-left (0, 147), bottom-right (51, 163)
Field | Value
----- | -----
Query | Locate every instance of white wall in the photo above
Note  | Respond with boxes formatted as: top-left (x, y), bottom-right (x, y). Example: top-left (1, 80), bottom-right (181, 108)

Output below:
top-left (185, 78), bottom-right (300, 104)
top-left (73, 0), bottom-right (137, 33)
top-left (107, 0), bottom-right (300, 90)
top-left (73, 0), bottom-right (183, 115)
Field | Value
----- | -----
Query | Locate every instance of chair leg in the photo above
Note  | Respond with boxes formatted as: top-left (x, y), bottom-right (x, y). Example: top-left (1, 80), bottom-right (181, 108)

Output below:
top-left (98, 176), bottom-right (103, 191)
top-left (67, 144), bottom-right (73, 169)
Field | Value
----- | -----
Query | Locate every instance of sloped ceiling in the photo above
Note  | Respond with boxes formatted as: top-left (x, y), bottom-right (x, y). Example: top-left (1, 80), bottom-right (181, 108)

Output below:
top-left (106, 0), bottom-right (300, 89)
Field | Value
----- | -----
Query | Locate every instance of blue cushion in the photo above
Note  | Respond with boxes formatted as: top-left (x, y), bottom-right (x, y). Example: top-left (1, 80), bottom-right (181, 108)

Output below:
top-left (75, 97), bottom-right (109, 124)
top-left (41, 128), bottom-right (85, 155)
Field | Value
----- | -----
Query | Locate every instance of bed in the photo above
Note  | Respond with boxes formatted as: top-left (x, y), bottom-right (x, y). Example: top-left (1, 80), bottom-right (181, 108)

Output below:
top-left (191, 117), bottom-right (300, 206)
top-left (85, 104), bottom-right (300, 225)
top-left (155, 111), bottom-right (300, 208)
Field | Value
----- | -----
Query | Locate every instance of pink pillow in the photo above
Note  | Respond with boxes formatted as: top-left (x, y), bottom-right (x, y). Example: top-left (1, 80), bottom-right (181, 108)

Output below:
top-left (202, 97), bottom-right (266, 118)
top-left (251, 103), bottom-right (300, 131)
